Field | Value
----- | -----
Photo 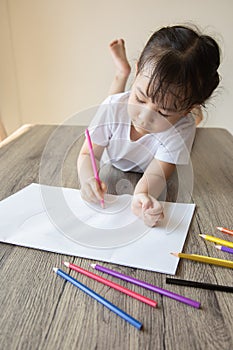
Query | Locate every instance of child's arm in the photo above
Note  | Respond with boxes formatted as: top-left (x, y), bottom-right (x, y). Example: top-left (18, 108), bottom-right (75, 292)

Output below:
top-left (132, 159), bottom-right (175, 227)
top-left (77, 140), bottom-right (107, 204)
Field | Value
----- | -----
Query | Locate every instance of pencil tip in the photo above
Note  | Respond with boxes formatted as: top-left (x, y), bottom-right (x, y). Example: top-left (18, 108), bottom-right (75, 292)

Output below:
top-left (53, 267), bottom-right (58, 273)
top-left (63, 262), bottom-right (69, 267)
top-left (216, 227), bottom-right (222, 230)
top-left (90, 264), bottom-right (96, 268)
top-left (170, 252), bottom-right (179, 257)
top-left (215, 245), bottom-right (221, 250)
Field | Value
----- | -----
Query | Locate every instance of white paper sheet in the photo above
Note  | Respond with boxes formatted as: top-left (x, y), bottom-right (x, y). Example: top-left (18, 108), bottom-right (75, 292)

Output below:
top-left (0, 184), bottom-right (195, 274)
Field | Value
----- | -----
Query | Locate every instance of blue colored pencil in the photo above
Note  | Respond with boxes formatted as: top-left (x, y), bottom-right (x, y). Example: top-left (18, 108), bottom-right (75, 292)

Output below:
top-left (53, 268), bottom-right (142, 330)
top-left (216, 245), bottom-right (233, 255)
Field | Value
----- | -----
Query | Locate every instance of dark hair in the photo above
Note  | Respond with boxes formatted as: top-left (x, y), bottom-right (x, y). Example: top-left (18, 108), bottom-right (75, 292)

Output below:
top-left (137, 25), bottom-right (220, 111)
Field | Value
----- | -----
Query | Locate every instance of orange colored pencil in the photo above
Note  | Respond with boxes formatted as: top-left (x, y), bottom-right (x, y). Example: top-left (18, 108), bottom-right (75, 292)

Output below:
top-left (217, 227), bottom-right (233, 237)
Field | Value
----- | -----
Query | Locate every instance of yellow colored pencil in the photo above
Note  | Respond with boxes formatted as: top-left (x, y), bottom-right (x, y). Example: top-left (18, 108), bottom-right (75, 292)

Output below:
top-left (199, 234), bottom-right (233, 248)
top-left (171, 252), bottom-right (233, 269)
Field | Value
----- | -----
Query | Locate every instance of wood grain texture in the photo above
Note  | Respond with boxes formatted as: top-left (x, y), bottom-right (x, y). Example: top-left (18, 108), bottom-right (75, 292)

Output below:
top-left (0, 126), bottom-right (233, 350)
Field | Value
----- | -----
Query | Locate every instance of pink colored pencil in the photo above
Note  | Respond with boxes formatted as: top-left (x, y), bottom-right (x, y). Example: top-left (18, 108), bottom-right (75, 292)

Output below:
top-left (63, 262), bottom-right (157, 307)
top-left (85, 128), bottom-right (105, 208)
top-left (217, 227), bottom-right (233, 236)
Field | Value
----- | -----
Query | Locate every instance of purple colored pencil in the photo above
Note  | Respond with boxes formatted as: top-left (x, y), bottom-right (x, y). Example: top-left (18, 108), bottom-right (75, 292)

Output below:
top-left (91, 264), bottom-right (201, 309)
top-left (216, 245), bottom-right (233, 255)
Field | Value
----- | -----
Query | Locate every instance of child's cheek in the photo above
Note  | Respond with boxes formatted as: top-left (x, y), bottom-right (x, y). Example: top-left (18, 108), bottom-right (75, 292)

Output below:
top-left (127, 102), bottom-right (141, 120)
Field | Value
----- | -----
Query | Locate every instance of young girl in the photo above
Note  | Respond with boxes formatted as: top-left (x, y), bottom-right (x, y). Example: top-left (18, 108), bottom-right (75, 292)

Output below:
top-left (78, 25), bottom-right (220, 227)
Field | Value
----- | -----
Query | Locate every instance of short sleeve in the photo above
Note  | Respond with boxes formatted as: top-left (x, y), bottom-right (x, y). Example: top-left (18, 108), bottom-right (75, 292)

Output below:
top-left (155, 116), bottom-right (196, 165)
top-left (88, 96), bottom-right (114, 147)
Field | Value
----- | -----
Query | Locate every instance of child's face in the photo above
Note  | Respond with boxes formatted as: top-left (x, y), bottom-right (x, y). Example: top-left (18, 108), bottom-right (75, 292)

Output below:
top-left (128, 73), bottom-right (190, 135)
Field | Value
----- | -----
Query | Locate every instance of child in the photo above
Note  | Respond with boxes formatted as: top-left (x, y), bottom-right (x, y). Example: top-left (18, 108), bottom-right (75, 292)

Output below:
top-left (78, 25), bottom-right (220, 227)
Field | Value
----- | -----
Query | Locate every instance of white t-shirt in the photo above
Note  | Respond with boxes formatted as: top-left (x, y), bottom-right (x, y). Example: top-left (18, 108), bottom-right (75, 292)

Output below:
top-left (89, 92), bottom-right (196, 173)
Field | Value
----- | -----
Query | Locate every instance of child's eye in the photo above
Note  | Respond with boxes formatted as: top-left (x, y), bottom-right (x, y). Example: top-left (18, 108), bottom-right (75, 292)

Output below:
top-left (135, 95), bottom-right (145, 104)
top-left (158, 111), bottom-right (170, 118)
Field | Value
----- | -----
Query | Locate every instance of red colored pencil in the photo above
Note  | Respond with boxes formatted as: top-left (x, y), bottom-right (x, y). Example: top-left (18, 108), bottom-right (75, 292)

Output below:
top-left (63, 262), bottom-right (157, 307)
top-left (217, 227), bottom-right (233, 236)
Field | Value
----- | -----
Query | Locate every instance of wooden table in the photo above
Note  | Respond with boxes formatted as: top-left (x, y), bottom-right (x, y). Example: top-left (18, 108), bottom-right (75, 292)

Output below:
top-left (0, 125), bottom-right (233, 350)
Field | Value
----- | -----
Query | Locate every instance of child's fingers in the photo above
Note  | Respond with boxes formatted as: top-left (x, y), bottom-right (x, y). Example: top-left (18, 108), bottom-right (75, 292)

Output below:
top-left (143, 208), bottom-right (164, 227)
top-left (81, 186), bottom-right (99, 203)
top-left (80, 177), bottom-right (105, 204)
top-left (143, 213), bottom-right (158, 227)
top-left (143, 213), bottom-right (161, 227)
top-left (100, 181), bottom-right (107, 193)
top-left (90, 179), bottom-right (106, 201)
top-left (145, 207), bottom-right (163, 216)
top-left (141, 197), bottom-right (153, 210)
top-left (144, 208), bottom-right (164, 222)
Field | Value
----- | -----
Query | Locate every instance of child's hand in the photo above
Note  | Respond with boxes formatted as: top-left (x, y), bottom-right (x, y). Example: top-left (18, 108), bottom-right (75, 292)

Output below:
top-left (81, 176), bottom-right (107, 204)
top-left (131, 193), bottom-right (164, 227)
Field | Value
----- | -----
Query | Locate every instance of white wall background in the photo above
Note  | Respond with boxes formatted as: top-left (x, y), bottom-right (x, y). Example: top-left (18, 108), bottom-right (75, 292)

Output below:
top-left (1, 0), bottom-right (233, 135)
